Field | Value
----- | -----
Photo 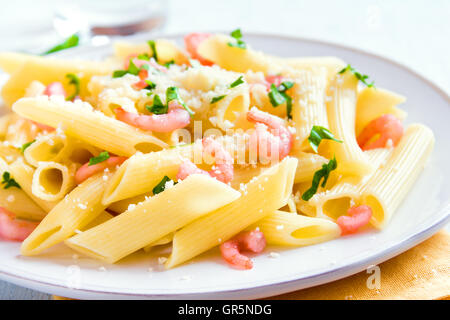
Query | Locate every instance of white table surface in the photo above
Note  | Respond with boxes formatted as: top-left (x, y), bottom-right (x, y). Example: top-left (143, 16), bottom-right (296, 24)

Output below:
top-left (0, 0), bottom-right (448, 299)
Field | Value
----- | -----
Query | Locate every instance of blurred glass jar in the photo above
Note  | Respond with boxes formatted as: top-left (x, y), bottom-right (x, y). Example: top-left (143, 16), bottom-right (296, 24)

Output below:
top-left (0, 0), bottom-right (168, 53)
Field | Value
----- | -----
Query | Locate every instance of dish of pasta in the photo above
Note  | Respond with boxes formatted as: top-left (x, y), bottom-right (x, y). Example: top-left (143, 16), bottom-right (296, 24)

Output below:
top-left (0, 30), bottom-right (448, 299)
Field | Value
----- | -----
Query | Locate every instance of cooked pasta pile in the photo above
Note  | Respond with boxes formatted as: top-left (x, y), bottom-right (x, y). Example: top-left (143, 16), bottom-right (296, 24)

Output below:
top-left (0, 30), bottom-right (434, 270)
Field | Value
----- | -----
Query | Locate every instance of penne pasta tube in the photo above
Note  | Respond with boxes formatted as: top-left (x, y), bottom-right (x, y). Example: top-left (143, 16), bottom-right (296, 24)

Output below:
top-left (299, 149), bottom-right (391, 220)
top-left (290, 150), bottom-right (329, 183)
top-left (102, 144), bottom-right (195, 204)
top-left (356, 87), bottom-right (407, 135)
top-left (114, 40), bottom-right (190, 65)
top-left (0, 114), bottom-right (13, 140)
top-left (0, 157), bottom-right (46, 221)
top-left (324, 71), bottom-right (373, 177)
top-left (0, 52), bottom-right (31, 74)
top-left (253, 210), bottom-right (340, 246)
top-left (143, 233), bottom-right (175, 252)
top-left (24, 132), bottom-right (69, 167)
top-left (12, 96), bottom-right (167, 156)
top-left (9, 158), bottom-right (57, 212)
top-left (21, 173), bottom-right (111, 256)
top-left (361, 124), bottom-right (434, 228)
top-left (32, 161), bottom-right (76, 201)
top-left (290, 67), bottom-right (329, 150)
top-left (1, 55), bottom-right (115, 107)
top-left (65, 174), bottom-right (241, 263)
top-left (166, 157), bottom-right (297, 268)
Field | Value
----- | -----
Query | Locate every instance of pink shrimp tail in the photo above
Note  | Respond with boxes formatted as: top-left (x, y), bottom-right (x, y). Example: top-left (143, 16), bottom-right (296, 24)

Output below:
top-left (337, 205), bottom-right (373, 235)
top-left (264, 75), bottom-right (284, 90)
top-left (115, 102), bottom-right (190, 133)
top-left (44, 82), bottom-right (66, 98)
top-left (184, 33), bottom-right (213, 66)
top-left (75, 156), bottom-right (127, 184)
top-left (0, 207), bottom-right (38, 242)
top-left (176, 138), bottom-right (234, 184)
top-left (220, 230), bottom-right (266, 270)
top-left (203, 138), bottom-right (234, 183)
top-left (247, 108), bottom-right (293, 160)
top-left (357, 114), bottom-right (404, 151)
top-left (176, 160), bottom-right (209, 181)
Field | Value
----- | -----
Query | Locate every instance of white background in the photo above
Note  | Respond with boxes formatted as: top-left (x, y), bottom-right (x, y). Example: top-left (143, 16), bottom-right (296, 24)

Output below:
top-left (0, 0), bottom-right (448, 299)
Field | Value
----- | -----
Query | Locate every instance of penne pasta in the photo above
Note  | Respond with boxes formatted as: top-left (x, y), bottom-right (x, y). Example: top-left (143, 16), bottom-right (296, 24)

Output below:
top-left (65, 174), bottom-right (241, 263)
top-left (31, 161), bottom-right (76, 201)
top-left (253, 210), bottom-right (340, 246)
top-left (12, 96), bottom-right (167, 156)
top-left (21, 173), bottom-right (111, 256)
top-left (166, 157), bottom-right (297, 268)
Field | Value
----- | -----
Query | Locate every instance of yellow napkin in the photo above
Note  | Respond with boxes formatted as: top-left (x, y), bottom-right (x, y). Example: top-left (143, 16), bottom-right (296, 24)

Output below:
top-left (271, 230), bottom-right (449, 300)
top-left (53, 230), bottom-right (449, 300)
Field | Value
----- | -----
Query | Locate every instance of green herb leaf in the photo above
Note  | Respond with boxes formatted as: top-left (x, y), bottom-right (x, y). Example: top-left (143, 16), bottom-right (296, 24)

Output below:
top-left (166, 86), bottom-right (195, 116)
top-left (137, 53), bottom-right (150, 61)
top-left (211, 95), bottom-right (226, 104)
top-left (144, 80), bottom-right (156, 90)
top-left (147, 40), bottom-right (158, 62)
top-left (1, 171), bottom-right (21, 189)
top-left (152, 175), bottom-right (177, 195)
top-left (267, 82), bottom-right (295, 119)
top-left (163, 60), bottom-right (175, 68)
top-left (302, 157), bottom-right (338, 201)
top-left (308, 126), bottom-right (343, 153)
top-left (112, 70), bottom-right (128, 78)
top-left (88, 151), bottom-right (110, 166)
top-left (338, 64), bottom-right (375, 88)
top-left (20, 140), bottom-right (35, 153)
top-left (227, 28), bottom-right (247, 49)
top-left (146, 95), bottom-right (167, 114)
top-left (127, 59), bottom-right (140, 75)
top-left (229, 76), bottom-right (244, 88)
top-left (268, 84), bottom-right (287, 106)
top-left (43, 34), bottom-right (79, 55)
top-left (65, 73), bottom-right (80, 101)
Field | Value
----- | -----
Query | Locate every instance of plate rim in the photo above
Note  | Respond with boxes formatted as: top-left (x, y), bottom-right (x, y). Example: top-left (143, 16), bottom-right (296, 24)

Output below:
top-left (0, 32), bottom-right (448, 299)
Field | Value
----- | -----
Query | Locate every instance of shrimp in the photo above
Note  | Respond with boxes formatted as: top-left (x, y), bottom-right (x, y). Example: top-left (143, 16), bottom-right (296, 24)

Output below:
top-left (115, 101), bottom-right (191, 133)
top-left (220, 229), bottom-right (266, 270)
top-left (43, 82), bottom-right (66, 97)
top-left (264, 75), bottom-right (284, 90)
top-left (337, 205), bottom-right (372, 236)
top-left (176, 137), bottom-right (234, 183)
top-left (33, 82), bottom-right (68, 131)
top-left (247, 107), bottom-right (293, 161)
top-left (184, 33), bottom-right (214, 66)
top-left (357, 114), bottom-right (404, 151)
top-left (0, 207), bottom-right (38, 241)
top-left (75, 156), bottom-right (127, 184)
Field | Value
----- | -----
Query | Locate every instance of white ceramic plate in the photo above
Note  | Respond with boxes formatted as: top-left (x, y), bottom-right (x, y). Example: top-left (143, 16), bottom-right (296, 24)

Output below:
top-left (0, 33), bottom-right (448, 300)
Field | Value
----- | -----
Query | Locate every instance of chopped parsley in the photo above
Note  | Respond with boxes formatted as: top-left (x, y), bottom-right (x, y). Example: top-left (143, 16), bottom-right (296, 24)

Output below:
top-left (65, 73), bottom-right (80, 101)
top-left (88, 151), bottom-right (110, 166)
top-left (112, 59), bottom-right (142, 78)
top-left (268, 81), bottom-right (295, 119)
top-left (144, 80), bottom-right (156, 90)
top-left (163, 60), bottom-right (175, 68)
top-left (308, 126), bottom-right (342, 153)
top-left (42, 34), bottom-right (79, 55)
top-left (1, 172), bottom-right (21, 189)
top-left (146, 87), bottom-right (195, 116)
top-left (152, 176), bottom-right (176, 195)
top-left (227, 28), bottom-right (247, 49)
top-left (20, 140), bottom-right (35, 153)
top-left (229, 76), bottom-right (244, 88)
top-left (302, 157), bottom-right (337, 201)
top-left (137, 53), bottom-right (150, 61)
top-left (211, 95), bottom-right (226, 104)
top-left (166, 86), bottom-right (195, 116)
top-left (338, 64), bottom-right (375, 88)
top-left (148, 40), bottom-right (158, 62)
top-left (146, 95), bottom-right (167, 114)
